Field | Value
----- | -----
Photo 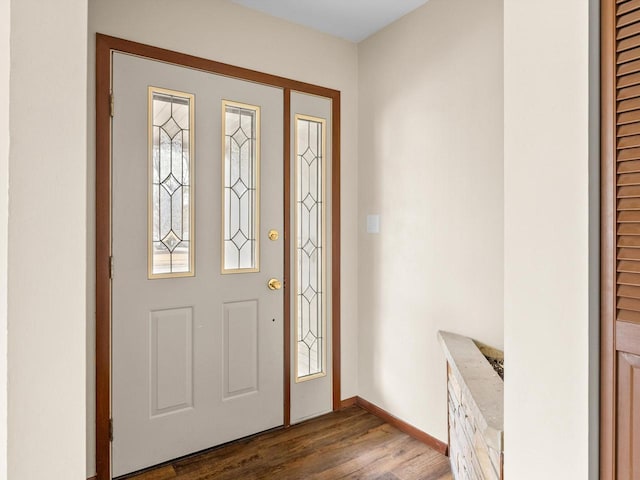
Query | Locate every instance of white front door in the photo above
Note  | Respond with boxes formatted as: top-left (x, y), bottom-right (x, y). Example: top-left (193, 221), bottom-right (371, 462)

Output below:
top-left (111, 52), bottom-right (284, 477)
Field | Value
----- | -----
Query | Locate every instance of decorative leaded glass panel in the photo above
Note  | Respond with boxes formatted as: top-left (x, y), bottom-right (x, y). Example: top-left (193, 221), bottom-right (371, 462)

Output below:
top-left (295, 114), bottom-right (326, 381)
top-left (222, 101), bottom-right (260, 273)
top-left (148, 87), bottom-right (195, 278)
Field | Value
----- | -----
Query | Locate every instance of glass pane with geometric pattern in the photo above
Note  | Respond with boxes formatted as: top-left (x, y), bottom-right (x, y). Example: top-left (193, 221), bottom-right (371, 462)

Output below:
top-left (148, 87), bottom-right (195, 278)
top-left (222, 101), bottom-right (260, 273)
top-left (295, 114), bottom-right (326, 381)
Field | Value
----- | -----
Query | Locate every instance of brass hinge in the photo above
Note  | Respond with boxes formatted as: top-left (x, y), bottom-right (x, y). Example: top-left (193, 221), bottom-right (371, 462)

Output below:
top-left (109, 256), bottom-right (114, 279)
top-left (109, 418), bottom-right (113, 442)
top-left (109, 92), bottom-right (114, 117)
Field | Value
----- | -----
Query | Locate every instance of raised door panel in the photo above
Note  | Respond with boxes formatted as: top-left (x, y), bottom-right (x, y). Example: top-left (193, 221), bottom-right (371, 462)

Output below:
top-left (150, 307), bottom-right (194, 415)
top-left (617, 350), bottom-right (640, 480)
top-left (223, 300), bottom-right (259, 398)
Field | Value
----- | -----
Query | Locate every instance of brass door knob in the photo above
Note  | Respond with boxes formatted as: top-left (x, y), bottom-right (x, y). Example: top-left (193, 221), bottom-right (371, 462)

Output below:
top-left (268, 278), bottom-right (282, 290)
top-left (268, 229), bottom-right (279, 241)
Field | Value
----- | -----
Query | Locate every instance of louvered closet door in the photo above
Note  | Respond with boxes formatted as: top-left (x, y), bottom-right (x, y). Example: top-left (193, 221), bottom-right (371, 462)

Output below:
top-left (614, 2), bottom-right (640, 478)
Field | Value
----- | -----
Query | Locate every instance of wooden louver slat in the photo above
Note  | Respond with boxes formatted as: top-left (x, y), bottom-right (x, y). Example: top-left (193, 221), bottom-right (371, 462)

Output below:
top-left (618, 0), bottom-right (640, 17)
top-left (617, 260), bottom-right (640, 272)
top-left (618, 111), bottom-right (640, 126)
top-left (617, 186), bottom-right (640, 198)
top-left (618, 148), bottom-right (640, 162)
top-left (618, 21), bottom-right (640, 40)
top-left (618, 247), bottom-right (640, 260)
top-left (617, 120), bottom-right (640, 135)
top-left (618, 8), bottom-right (640, 29)
top-left (617, 60), bottom-right (640, 77)
top-left (618, 85), bottom-right (640, 101)
top-left (617, 96), bottom-right (640, 111)
top-left (617, 272), bottom-right (640, 286)
top-left (617, 210), bottom-right (640, 222)
top-left (617, 33), bottom-right (640, 52)
top-left (617, 296), bottom-right (640, 311)
top-left (619, 45), bottom-right (640, 64)
top-left (617, 308), bottom-right (640, 322)
top-left (618, 235), bottom-right (640, 247)
top-left (617, 172), bottom-right (640, 185)
top-left (618, 197), bottom-right (640, 209)
top-left (617, 159), bottom-right (640, 172)
top-left (618, 223), bottom-right (640, 234)
top-left (618, 284), bottom-right (640, 298)
top-left (617, 70), bottom-right (640, 87)
top-left (618, 134), bottom-right (640, 148)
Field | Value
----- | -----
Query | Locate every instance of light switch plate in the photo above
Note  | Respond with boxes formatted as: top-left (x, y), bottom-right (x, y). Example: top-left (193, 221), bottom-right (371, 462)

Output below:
top-left (366, 214), bottom-right (380, 234)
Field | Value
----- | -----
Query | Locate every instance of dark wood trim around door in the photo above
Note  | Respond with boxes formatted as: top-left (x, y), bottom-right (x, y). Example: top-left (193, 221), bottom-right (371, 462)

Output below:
top-left (95, 33), bottom-right (112, 480)
top-left (331, 94), bottom-right (342, 412)
top-left (95, 33), bottom-right (342, 480)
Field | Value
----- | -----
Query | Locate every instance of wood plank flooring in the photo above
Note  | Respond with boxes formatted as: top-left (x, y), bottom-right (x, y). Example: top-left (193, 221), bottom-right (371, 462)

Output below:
top-left (119, 406), bottom-right (452, 480)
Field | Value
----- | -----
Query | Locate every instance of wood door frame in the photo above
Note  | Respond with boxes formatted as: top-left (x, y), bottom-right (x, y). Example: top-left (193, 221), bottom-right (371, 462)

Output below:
top-left (95, 33), bottom-right (342, 480)
top-left (600, 0), bottom-right (616, 478)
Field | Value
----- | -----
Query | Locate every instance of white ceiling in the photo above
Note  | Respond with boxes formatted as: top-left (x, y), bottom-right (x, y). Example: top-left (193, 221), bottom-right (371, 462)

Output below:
top-left (230, 0), bottom-right (430, 43)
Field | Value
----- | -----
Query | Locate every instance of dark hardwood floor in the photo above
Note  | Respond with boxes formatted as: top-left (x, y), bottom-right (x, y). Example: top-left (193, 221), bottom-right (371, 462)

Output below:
top-left (120, 405), bottom-right (452, 480)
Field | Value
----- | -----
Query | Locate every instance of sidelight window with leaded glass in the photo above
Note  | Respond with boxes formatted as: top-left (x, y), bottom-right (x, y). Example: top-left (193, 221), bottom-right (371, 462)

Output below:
top-left (294, 114), bottom-right (327, 381)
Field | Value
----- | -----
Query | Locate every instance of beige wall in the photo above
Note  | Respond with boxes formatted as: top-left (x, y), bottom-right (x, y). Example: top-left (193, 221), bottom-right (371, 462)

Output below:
top-left (8, 0), bottom-right (88, 478)
top-left (504, 0), bottom-right (592, 478)
top-left (0, 0), bottom-right (8, 477)
top-left (87, 0), bottom-right (359, 475)
top-left (357, 0), bottom-right (504, 443)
